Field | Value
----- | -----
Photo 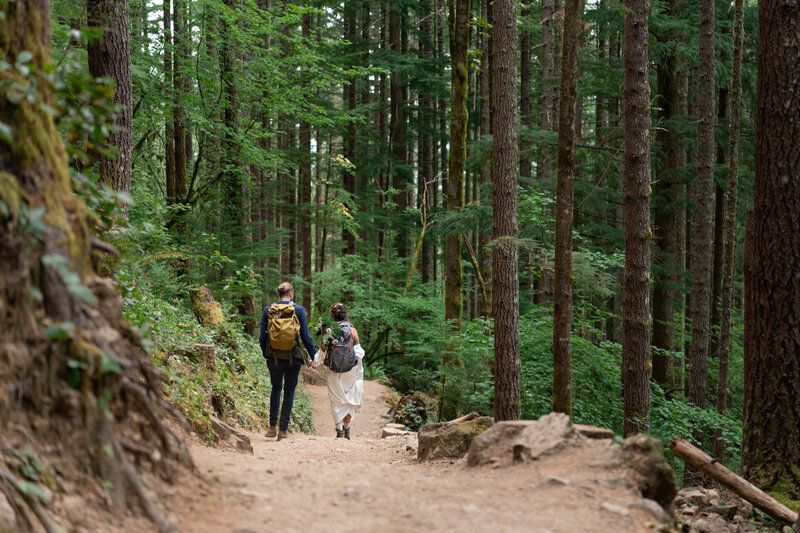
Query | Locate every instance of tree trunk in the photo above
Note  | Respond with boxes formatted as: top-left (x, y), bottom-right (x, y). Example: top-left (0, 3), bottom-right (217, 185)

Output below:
top-left (87, 0), bottom-right (132, 194)
top-left (686, 0), bottom-right (716, 410)
top-left (163, 0), bottom-right (175, 205)
top-left (552, 0), bottom-right (582, 417)
top-left (714, 0), bottom-right (743, 461)
top-left (741, 0), bottom-right (800, 496)
top-left (478, 0), bottom-right (492, 317)
top-left (445, 0), bottom-right (469, 331)
top-left (300, 9), bottom-right (312, 310)
top-left (420, 5), bottom-right (434, 284)
top-left (492, 0), bottom-right (520, 422)
top-left (173, 0), bottom-right (188, 204)
top-left (0, 2), bottom-right (189, 528)
top-left (709, 87), bottom-right (729, 368)
top-left (539, 0), bottom-right (556, 186)
top-left (651, 0), bottom-right (686, 388)
top-left (621, 0), bottom-right (651, 437)
top-left (519, 0), bottom-right (531, 180)
top-left (344, 1), bottom-right (357, 255)
top-left (389, 1), bottom-right (408, 259)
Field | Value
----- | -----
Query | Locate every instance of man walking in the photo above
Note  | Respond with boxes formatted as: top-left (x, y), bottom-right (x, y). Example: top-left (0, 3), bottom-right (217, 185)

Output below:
top-left (259, 282), bottom-right (316, 440)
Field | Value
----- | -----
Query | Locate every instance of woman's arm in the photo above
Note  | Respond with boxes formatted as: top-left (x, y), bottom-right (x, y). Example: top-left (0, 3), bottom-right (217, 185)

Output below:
top-left (351, 326), bottom-right (360, 345)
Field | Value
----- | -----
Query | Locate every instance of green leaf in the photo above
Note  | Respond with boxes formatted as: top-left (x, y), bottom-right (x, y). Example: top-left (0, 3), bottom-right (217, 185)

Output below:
top-left (0, 121), bottom-right (12, 143)
top-left (99, 352), bottom-right (122, 375)
top-left (16, 51), bottom-right (33, 64)
top-left (44, 322), bottom-right (74, 340)
top-left (15, 480), bottom-right (49, 502)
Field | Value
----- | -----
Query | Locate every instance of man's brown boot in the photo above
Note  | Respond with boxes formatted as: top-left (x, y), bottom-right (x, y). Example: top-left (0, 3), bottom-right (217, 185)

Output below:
top-left (266, 426), bottom-right (277, 438)
top-left (277, 430), bottom-right (289, 441)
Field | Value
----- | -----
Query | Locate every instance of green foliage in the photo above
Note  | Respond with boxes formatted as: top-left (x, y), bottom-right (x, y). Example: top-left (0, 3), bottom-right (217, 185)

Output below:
top-left (120, 268), bottom-right (315, 441)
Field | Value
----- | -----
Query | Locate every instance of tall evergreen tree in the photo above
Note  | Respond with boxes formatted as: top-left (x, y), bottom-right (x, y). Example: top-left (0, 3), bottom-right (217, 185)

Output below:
top-left (87, 0), bottom-right (133, 193)
top-left (552, 0), bottom-right (582, 417)
top-left (741, 0), bottom-right (800, 496)
top-left (492, 0), bottom-right (520, 421)
top-left (621, 0), bottom-right (651, 437)
top-left (444, 0), bottom-right (469, 331)
top-left (686, 0), bottom-right (716, 409)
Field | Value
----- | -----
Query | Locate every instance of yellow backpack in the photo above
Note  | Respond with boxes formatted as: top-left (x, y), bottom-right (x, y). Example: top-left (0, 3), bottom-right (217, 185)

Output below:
top-left (267, 303), bottom-right (300, 354)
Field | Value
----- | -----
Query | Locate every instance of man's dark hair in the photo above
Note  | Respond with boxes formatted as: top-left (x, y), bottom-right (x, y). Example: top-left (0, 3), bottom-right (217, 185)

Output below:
top-left (330, 302), bottom-right (348, 322)
top-left (277, 282), bottom-right (294, 299)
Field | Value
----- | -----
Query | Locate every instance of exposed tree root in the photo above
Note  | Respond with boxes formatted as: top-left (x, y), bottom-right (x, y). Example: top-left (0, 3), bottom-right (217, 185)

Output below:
top-left (0, 468), bottom-right (58, 533)
top-left (112, 439), bottom-right (175, 533)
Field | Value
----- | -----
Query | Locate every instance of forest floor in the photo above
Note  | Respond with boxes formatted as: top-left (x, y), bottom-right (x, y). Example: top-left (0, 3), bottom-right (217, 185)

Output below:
top-left (127, 379), bottom-right (663, 533)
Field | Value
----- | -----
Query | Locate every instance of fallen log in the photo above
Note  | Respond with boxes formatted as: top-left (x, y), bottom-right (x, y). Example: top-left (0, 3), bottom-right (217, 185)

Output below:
top-left (669, 437), bottom-right (798, 526)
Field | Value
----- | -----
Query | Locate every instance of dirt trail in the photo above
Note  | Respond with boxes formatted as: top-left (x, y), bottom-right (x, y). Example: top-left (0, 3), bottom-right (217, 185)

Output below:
top-left (166, 381), bottom-right (660, 533)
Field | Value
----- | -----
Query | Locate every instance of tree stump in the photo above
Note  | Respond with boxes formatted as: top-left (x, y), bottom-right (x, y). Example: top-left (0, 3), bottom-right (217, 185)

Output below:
top-left (192, 343), bottom-right (217, 374)
top-left (190, 287), bottom-right (223, 326)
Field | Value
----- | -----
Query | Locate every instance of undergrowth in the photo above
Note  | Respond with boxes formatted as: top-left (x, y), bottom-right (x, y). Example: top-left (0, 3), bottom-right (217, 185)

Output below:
top-left (117, 262), bottom-right (315, 442)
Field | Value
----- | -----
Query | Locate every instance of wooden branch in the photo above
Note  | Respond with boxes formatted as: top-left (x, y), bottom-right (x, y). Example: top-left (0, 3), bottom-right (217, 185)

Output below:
top-left (446, 411), bottom-right (479, 425)
top-left (404, 223), bottom-right (427, 296)
top-left (669, 437), bottom-right (798, 525)
top-left (463, 236), bottom-right (490, 313)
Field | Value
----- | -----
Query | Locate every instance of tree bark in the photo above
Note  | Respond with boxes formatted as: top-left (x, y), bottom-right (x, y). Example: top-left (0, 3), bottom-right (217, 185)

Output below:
top-left (300, 9), bottom-right (312, 310)
top-left (519, 0), bottom-right (532, 180)
top-left (621, 0), bottom-right (651, 437)
top-left (709, 87), bottom-right (728, 367)
top-left (492, 0), bottom-right (520, 422)
top-left (741, 0), bottom-right (800, 497)
top-left (714, 0), bottom-right (743, 461)
top-left (87, 0), bottom-right (133, 194)
top-left (0, 2), bottom-right (188, 527)
top-left (539, 0), bottom-right (556, 186)
top-left (552, 0), bottom-right (582, 417)
top-left (478, 0), bottom-right (492, 317)
top-left (419, 4), bottom-right (434, 284)
top-left (163, 0), bottom-right (175, 205)
top-left (173, 0), bottom-right (188, 204)
top-left (344, 1), bottom-right (357, 255)
top-left (389, 1), bottom-right (408, 259)
top-left (651, 0), bottom-right (686, 388)
top-left (445, 0), bottom-right (469, 331)
top-left (686, 0), bottom-right (716, 409)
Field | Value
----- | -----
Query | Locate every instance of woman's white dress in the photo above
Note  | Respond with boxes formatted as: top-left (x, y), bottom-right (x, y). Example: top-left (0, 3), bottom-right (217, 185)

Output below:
top-left (312, 344), bottom-right (365, 424)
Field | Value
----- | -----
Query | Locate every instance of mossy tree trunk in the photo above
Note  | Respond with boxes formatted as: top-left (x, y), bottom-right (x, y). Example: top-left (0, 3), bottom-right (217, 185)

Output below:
top-left (0, 1), bottom-right (190, 530)
top-left (444, 0), bottom-right (468, 332)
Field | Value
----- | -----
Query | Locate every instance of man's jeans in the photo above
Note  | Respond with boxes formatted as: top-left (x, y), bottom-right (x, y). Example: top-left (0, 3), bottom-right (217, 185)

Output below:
top-left (266, 358), bottom-right (302, 431)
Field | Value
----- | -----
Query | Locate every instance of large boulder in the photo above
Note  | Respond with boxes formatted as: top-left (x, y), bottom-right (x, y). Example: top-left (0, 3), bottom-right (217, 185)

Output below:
top-left (621, 433), bottom-right (677, 510)
top-left (417, 414), bottom-right (494, 461)
top-left (466, 412), bottom-right (582, 467)
top-left (210, 416), bottom-right (253, 454)
top-left (390, 392), bottom-right (437, 431)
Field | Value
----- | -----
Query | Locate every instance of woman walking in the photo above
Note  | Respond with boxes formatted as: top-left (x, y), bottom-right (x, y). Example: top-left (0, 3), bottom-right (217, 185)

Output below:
top-left (312, 303), bottom-right (364, 439)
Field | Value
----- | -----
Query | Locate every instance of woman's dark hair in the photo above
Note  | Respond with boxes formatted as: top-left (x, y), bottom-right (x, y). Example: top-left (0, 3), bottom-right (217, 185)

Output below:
top-left (330, 303), bottom-right (348, 322)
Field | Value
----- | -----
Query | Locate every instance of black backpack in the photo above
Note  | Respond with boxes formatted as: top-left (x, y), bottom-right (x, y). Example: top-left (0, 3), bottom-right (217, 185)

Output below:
top-left (324, 321), bottom-right (358, 373)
